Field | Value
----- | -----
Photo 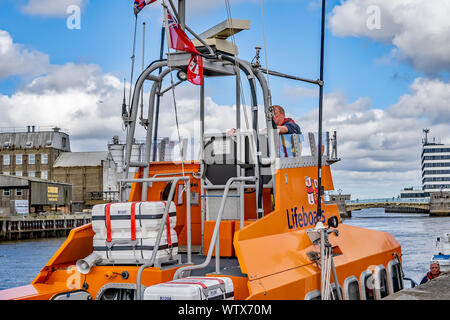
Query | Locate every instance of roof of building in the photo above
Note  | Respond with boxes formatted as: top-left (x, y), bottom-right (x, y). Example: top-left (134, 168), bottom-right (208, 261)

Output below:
top-left (0, 174), bottom-right (71, 187)
top-left (0, 129), bottom-right (71, 152)
top-left (53, 151), bottom-right (112, 168)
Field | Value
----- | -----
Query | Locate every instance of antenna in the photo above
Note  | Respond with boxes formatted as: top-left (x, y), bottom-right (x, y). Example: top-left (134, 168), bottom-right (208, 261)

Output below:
top-left (316, 0), bottom-right (326, 223)
top-left (423, 128), bottom-right (430, 145)
top-left (122, 78), bottom-right (128, 118)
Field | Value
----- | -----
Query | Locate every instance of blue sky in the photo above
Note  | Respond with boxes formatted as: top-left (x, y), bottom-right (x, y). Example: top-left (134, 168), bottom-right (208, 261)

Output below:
top-left (0, 0), bottom-right (449, 198)
top-left (0, 0), bottom-right (416, 108)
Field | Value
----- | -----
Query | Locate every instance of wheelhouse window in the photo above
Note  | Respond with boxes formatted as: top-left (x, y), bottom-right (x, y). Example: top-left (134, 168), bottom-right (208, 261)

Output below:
top-left (278, 134), bottom-right (303, 158)
top-left (304, 290), bottom-right (321, 300)
top-left (330, 283), bottom-right (343, 300)
top-left (361, 271), bottom-right (375, 300)
top-left (374, 265), bottom-right (389, 299)
top-left (344, 276), bottom-right (361, 300)
top-left (388, 260), bottom-right (404, 293)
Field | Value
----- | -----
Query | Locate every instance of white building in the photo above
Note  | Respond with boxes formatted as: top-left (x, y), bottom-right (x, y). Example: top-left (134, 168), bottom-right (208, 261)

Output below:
top-left (422, 131), bottom-right (450, 192)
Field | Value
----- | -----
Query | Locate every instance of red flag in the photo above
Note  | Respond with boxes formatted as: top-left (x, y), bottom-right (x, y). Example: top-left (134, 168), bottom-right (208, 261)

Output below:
top-left (187, 54), bottom-right (203, 85)
top-left (165, 8), bottom-right (203, 86)
top-left (166, 11), bottom-right (200, 55)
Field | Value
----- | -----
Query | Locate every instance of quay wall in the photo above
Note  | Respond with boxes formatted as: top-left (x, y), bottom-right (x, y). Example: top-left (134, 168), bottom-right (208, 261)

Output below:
top-left (384, 273), bottom-right (450, 300)
top-left (0, 214), bottom-right (91, 241)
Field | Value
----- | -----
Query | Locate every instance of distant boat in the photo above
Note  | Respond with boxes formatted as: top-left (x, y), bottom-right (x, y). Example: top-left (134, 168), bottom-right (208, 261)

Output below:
top-left (431, 233), bottom-right (450, 272)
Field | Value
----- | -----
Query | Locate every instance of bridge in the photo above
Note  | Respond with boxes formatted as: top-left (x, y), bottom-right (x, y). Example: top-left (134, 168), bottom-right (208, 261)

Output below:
top-left (344, 198), bottom-right (430, 215)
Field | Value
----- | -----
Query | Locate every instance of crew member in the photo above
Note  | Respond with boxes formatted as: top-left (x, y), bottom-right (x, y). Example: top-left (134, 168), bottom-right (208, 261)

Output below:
top-left (272, 105), bottom-right (301, 135)
top-left (420, 261), bottom-right (442, 284)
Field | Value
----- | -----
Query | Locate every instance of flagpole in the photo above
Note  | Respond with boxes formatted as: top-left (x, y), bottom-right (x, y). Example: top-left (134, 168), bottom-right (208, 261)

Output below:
top-left (316, 0), bottom-right (326, 223)
top-left (140, 22), bottom-right (146, 122)
top-left (152, 25), bottom-right (166, 161)
top-left (166, 0), bottom-right (215, 57)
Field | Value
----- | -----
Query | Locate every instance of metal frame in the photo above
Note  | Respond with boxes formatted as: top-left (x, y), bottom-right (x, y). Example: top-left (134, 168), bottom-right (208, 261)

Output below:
top-left (172, 176), bottom-right (256, 280)
top-left (118, 6), bottom-right (341, 298)
top-left (118, 176), bottom-right (191, 301)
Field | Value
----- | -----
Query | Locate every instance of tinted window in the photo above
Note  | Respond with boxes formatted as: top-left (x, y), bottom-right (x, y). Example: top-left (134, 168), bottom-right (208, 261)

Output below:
top-left (390, 263), bottom-right (404, 293)
top-left (347, 280), bottom-right (361, 300)
top-left (377, 269), bottom-right (389, 298)
top-left (364, 274), bottom-right (375, 300)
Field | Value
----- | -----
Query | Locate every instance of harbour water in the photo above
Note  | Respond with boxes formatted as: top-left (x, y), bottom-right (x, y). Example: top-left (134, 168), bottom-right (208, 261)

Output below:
top-left (0, 208), bottom-right (449, 291)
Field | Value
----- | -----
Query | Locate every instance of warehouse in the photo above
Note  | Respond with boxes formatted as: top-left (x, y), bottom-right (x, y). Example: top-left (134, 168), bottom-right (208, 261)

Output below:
top-left (52, 151), bottom-right (119, 212)
top-left (0, 174), bottom-right (72, 216)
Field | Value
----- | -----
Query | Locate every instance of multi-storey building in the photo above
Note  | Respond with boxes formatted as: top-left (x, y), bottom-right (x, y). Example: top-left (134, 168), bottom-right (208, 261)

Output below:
top-left (0, 126), bottom-right (71, 181)
top-left (421, 129), bottom-right (450, 192)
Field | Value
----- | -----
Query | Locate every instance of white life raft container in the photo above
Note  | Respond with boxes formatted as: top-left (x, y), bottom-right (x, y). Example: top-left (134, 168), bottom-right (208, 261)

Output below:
top-left (90, 201), bottom-right (179, 266)
top-left (144, 276), bottom-right (234, 300)
top-left (93, 229), bottom-right (178, 264)
top-left (92, 202), bottom-right (177, 239)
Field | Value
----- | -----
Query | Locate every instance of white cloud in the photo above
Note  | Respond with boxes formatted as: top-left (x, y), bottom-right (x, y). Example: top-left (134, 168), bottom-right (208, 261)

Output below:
top-left (297, 77), bottom-right (450, 198)
top-left (0, 30), bottom-right (50, 79)
top-left (20, 0), bottom-right (88, 17)
top-left (328, 0), bottom-right (450, 73)
top-left (0, 61), bottom-right (125, 151)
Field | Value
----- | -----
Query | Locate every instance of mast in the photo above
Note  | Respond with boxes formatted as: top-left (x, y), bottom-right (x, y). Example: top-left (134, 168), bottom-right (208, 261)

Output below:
top-left (316, 0), bottom-right (326, 222)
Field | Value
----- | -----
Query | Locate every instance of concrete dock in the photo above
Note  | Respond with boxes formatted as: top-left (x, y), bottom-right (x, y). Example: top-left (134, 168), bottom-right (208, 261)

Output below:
top-left (0, 214), bottom-right (91, 241)
top-left (384, 273), bottom-right (450, 300)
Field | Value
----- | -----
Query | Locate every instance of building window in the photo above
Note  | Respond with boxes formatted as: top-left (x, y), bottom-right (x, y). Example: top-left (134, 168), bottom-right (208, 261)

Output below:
top-left (28, 154), bottom-right (35, 165)
top-left (41, 154), bottom-right (48, 164)
top-left (15, 171), bottom-right (22, 177)
top-left (16, 189), bottom-right (22, 197)
top-left (3, 172), bottom-right (10, 176)
top-left (3, 155), bottom-right (10, 165)
top-left (41, 171), bottom-right (48, 180)
top-left (16, 154), bottom-right (22, 165)
top-left (3, 189), bottom-right (10, 197)
top-left (28, 171), bottom-right (35, 178)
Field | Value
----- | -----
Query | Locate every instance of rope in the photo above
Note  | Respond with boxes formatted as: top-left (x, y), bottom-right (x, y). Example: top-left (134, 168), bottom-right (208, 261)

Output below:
top-left (320, 244), bottom-right (333, 300)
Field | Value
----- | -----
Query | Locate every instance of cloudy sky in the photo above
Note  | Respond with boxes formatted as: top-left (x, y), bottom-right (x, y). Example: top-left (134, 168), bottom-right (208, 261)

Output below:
top-left (0, 0), bottom-right (449, 198)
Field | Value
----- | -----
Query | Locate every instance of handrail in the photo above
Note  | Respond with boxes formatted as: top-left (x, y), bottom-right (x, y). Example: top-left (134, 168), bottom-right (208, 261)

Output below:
top-left (172, 176), bottom-right (256, 280)
top-left (118, 176), bottom-right (191, 300)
